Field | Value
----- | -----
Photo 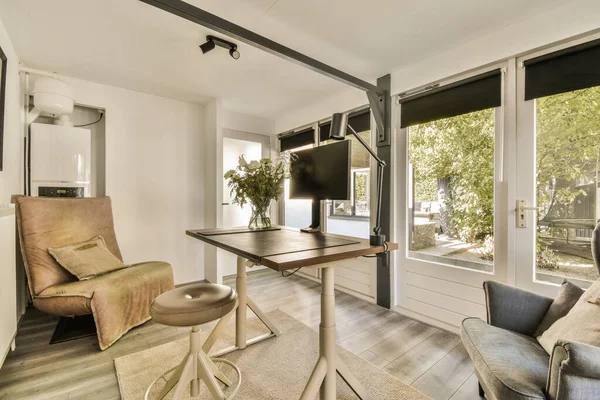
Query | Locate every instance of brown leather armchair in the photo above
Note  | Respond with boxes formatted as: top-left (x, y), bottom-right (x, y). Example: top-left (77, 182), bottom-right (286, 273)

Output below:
top-left (12, 195), bottom-right (174, 350)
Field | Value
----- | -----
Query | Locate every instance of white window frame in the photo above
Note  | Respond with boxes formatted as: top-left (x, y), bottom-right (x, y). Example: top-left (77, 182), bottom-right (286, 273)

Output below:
top-left (392, 63), bottom-right (511, 331)
top-left (514, 31), bottom-right (600, 296)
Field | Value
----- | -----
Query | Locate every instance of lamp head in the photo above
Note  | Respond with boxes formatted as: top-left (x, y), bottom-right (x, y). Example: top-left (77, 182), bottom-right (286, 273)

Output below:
top-left (199, 39), bottom-right (216, 54)
top-left (329, 113), bottom-right (348, 140)
top-left (229, 47), bottom-right (240, 60)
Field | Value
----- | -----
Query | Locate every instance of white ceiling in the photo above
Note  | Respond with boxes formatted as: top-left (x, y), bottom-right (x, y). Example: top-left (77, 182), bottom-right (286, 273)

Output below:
top-left (0, 0), bottom-right (567, 119)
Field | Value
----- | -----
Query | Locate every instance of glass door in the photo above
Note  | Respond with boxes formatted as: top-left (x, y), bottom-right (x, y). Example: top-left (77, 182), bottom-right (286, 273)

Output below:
top-left (220, 129), bottom-right (271, 278)
top-left (515, 38), bottom-right (600, 295)
top-left (223, 137), bottom-right (262, 228)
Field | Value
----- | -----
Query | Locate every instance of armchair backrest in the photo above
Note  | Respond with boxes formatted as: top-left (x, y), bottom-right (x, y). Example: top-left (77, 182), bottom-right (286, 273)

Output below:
top-left (593, 222), bottom-right (600, 275)
top-left (12, 196), bottom-right (123, 296)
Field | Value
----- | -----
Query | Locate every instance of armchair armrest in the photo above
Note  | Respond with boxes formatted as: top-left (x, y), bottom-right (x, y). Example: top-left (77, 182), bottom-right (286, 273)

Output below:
top-left (483, 281), bottom-right (552, 336)
top-left (547, 341), bottom-right (600, 400)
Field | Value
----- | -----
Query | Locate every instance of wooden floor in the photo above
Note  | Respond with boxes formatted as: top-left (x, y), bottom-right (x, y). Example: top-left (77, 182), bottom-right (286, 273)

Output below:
top-left (0, 269), bottom-right (482, 400)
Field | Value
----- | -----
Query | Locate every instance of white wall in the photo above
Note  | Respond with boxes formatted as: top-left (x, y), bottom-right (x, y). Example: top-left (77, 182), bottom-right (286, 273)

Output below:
top-left (221, 109), bottom-right (275, 136)
top-left (390, 0), bottom-right (600, 95)
top-left (0, 16), bottom-right (23, 203)
top-left (0, 14), bottom-right (22, 368)
top-left (275, 87), bottom-right (365, 134)
top-left (56, 76), bottom-right (206, 284)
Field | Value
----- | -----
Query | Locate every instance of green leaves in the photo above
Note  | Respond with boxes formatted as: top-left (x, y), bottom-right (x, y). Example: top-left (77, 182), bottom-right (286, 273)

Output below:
top-left (409, 108), bottom-right (495, 243)
top-left (536, 87), bottom-right (600, 216)
top-left (224, 152), bottom-right (294, 208)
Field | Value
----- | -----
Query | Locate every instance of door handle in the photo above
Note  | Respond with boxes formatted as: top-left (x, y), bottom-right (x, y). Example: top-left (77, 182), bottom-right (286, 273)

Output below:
top-left (516, 200), bottom-right (541, 228)
top-left (222, 202), bottom-right (230, 206)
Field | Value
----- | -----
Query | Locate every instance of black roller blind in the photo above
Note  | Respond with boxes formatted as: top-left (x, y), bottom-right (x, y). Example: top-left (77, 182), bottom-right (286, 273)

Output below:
top-left (524, 38), bottom-right (600, 100)
top-left (318, 109), bottom-right (371, 142)
top-left (400, 69), bottom-right (502, 128)
top-left (348, 110), bottom-right (371, 133)
top-left (279, 128), bottom-right (315, 151)
top-left (319, 122), bottom-right (331, 142)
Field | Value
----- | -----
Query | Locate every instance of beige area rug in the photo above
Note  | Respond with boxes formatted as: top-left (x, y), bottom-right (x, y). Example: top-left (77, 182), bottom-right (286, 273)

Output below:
top-left (115, 309), bottom-right (429, 400)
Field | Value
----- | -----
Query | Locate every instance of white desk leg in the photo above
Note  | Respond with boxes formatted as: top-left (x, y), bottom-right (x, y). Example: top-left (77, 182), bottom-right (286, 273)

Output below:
top-left (300, 265), bottom-right (370, 400)
top-left (235, 256), bottom-right (248, 349)
top-left (209, 256), bottom-right (281, 357)
top-left (320, 265), bottom-right (336, 400)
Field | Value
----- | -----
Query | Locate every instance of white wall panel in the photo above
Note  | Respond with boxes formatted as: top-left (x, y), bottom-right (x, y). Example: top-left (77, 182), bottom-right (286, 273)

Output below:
top-left (59, 76), bottom-right (206, 285)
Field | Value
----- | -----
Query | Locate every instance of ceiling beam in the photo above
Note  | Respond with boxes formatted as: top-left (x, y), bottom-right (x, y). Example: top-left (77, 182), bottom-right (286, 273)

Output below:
top-left (139, 0), bottom-right (382, 95)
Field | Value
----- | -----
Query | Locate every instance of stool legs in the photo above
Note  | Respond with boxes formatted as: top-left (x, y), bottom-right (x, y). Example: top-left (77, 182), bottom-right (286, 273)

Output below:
top-left (202, 303), bottom-right (235, 354)
top-left (152, 326), bottom-right (229, 400)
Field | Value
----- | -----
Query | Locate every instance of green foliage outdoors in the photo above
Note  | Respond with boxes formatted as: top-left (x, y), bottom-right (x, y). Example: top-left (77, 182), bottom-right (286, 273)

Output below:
top-left (355, 173), bottom-right (367, 201)
top-left (409, 86), bottom-right (600, 267)
top-left (536, 87), bottom-right (600, 217)
top-left (535, 87), bottom-right (600, 266)
top-left (414, 178), bottom-right (438, 202)
top-left (409, 108), bottom-right (495, 243)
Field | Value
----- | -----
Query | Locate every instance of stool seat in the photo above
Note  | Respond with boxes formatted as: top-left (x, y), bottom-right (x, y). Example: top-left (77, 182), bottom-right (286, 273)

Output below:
top-left (151, 283), bottom-right (237, 327)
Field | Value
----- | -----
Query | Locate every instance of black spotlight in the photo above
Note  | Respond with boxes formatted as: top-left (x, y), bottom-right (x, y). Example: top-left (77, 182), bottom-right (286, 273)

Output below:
top-left (229, 47), bottom-right (240, 60)
top-left (199, 39), bottom-right (215, 54)
top-left (200, 35), bottom-right (240, 60)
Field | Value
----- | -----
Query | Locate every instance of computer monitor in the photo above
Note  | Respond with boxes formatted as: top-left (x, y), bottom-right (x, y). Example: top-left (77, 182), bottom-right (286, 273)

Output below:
top-left (289, 140), bottom-right (351, 201)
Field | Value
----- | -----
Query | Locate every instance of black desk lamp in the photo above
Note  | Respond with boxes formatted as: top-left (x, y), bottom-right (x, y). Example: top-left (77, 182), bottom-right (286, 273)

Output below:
top-left (329, 113), bottom-right (386, 246)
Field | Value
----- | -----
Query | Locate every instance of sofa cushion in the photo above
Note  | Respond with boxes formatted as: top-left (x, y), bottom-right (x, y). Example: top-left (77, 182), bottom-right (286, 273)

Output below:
top-left (461, 318), bottom-right (549, 400)
top-left (33, 294), bottom-right (92, 317)
top-left (48, 236), bottom-right (127, 280)
top-left (13, 196), bottom-right (123, 295)
top-left (538, 279), bottom-right (600, 354)
top-left (37, 261), bottom-right (174, 350)
top-left (534, 280), bottom-right (584, 337)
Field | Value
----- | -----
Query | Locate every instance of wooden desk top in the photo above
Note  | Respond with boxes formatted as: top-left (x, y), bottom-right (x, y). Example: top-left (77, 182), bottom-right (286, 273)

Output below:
top-left (186, 226), bottom-right (398, 271)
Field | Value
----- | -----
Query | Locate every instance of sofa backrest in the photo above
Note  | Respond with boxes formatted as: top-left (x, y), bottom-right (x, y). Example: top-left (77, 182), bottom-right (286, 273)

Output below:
top-left (12, 196), bottom-right (123, 296)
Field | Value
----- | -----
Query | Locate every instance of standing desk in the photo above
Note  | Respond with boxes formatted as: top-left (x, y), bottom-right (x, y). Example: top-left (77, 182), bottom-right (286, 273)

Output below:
top-left (186, 226), bottom-right (397, 400)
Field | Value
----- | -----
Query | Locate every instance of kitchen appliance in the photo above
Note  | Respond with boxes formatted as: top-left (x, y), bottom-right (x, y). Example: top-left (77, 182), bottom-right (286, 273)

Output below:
top-left (30, 123), bottom-right (91, 197)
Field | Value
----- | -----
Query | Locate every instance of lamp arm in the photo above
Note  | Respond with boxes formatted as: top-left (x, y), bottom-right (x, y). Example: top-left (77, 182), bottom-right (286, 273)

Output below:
top-left (347, 124), bottom-right (386, 245)
top-left (374, 161), bottom-right (384, 236)
top-left (346, 125), bottom-right (386, 167)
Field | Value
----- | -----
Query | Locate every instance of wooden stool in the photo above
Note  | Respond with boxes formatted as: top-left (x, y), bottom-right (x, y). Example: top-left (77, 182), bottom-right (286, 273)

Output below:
top-left (146, 283), bottom-right (241, 400)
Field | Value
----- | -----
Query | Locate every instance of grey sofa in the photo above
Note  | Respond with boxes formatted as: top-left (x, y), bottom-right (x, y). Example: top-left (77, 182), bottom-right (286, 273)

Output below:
top-left (461, 222), bottom-right (600, 400)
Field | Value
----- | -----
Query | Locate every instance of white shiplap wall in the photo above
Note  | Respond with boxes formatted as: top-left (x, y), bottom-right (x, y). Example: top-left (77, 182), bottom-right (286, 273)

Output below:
top-left (0, 210), bottom-right (17, 367)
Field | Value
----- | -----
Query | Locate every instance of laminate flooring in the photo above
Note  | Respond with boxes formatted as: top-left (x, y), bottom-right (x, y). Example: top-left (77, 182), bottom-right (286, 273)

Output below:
top-left (0, 269), bottom-right (482, 400)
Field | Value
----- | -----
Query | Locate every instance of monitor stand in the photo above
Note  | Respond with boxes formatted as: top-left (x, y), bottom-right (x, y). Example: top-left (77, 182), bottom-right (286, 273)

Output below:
top-left (300, 200), bottom-right (321, 233)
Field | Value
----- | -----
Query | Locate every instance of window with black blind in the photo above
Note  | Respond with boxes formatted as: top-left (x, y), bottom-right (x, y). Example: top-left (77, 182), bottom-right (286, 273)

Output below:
top-left (279, 128), bottom-right (315, 152)
top-left (523, 38), bottom-right (600, 285)
top-left (524, 38), bottom-right (600, 100)
top-left (319, 109), bottom-right (372, 223)
top-left (400, 69), bottom-right (502, 128)
top-left (403, 69), bottom-right (501, 272)
top-left (318, 110), bottom-right (371, 142)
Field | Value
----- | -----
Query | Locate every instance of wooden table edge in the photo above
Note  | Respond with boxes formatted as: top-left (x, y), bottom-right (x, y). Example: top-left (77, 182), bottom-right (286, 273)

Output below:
top-left (186, 228), bottom-right (398, 271)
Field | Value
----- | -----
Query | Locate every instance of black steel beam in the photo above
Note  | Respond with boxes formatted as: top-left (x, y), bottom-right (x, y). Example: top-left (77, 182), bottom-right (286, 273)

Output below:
top-left (139, 0), bottom-right (381, 94)
top-left (375, 74), bottom-right (392, 309)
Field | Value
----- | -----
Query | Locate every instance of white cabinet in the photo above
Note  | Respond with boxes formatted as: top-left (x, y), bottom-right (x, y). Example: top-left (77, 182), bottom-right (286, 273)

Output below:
top-left (30, 123), bottom-right (91, 196)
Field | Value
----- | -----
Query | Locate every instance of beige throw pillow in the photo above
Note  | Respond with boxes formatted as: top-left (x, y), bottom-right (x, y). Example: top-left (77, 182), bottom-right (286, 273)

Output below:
top-left (534, 280), bottom-right (584, 337)
top-left (537, 279), bottom-right (600, 354)
top-left (48, 236), bottom-right (127, 280)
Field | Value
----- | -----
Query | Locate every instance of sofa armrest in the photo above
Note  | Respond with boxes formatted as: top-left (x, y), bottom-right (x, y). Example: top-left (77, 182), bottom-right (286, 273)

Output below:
top-left (483, 281), bottom-right (552, 336)
top-left (547, 341), bottom-right (600, 400)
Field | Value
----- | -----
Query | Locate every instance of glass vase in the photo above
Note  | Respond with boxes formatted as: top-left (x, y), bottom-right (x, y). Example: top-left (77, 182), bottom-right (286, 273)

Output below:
top-left (248, 203), bottom-right (272, 230)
